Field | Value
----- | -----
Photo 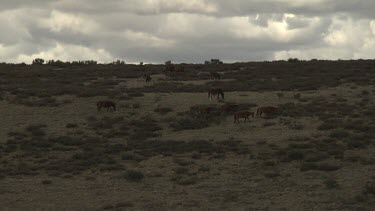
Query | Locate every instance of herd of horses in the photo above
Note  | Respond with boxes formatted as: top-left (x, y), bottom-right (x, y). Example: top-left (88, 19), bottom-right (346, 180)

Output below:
top-left (192, 103), bottom-right (278, 123)
top-left (97, 80), bottom-right (279, 124)
top-left (97, 99), bottom-right (277, 124)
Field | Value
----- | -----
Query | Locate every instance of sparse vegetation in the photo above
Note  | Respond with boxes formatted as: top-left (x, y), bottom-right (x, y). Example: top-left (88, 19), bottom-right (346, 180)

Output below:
top-left (0, 60), bottom-right (375, 210)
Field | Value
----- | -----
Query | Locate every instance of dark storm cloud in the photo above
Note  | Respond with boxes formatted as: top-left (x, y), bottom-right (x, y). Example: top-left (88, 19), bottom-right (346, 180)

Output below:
top-left (0, 0), bottom-right (374, 63)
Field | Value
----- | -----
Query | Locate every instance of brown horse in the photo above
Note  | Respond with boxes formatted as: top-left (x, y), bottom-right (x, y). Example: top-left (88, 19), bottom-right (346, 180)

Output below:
top-left (97, 101), bottom-right (116, 112)
top-left (210, 72), bottom-right (221, 80)
top-left (208, 88), bottom-right (224, 100)
top-left (256, 106), bottom-right (278, 117)
top-left (234, 111), bottom-right (254, 123)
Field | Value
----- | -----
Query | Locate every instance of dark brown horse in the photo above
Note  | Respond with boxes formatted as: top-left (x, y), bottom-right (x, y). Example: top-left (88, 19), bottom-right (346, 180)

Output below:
top-left (210, 72), bottom-right (221, 80)
top-left (97, 101), bottom-right (116, 112)
top-left (208, 88), bottom-right (224, 100)
top-left (256, 106), bottom-right (278, 117)
top-left (234, 111), bottom-right (254, 123)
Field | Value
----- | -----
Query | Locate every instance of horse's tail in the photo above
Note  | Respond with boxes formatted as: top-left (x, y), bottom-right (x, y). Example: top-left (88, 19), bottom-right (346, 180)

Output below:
top-left (221, 91), bottom-right (224, 99)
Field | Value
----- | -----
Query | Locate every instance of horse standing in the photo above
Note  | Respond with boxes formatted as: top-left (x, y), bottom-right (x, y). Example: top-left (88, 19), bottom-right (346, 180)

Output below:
top-left (97, 101), bottom-right (116, 112)
top-left (234, 111), bottom-right (255, 123)
top-left (256, 106), bottom-right (278, 117)
top-left (208, 88), bottom-right (224, 100)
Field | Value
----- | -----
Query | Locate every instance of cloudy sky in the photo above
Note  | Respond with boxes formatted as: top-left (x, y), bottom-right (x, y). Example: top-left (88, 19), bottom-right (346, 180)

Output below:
top-left (1, 0), bottom-right (375, 64)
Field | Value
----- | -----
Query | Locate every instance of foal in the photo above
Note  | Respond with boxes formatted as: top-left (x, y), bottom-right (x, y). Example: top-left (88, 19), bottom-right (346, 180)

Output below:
top-left (97, 101), bottom-right (116, 112)
top-left (208, 88), bottom-right (224, 100)
top-left (234, 111), bottom-right (254, 123)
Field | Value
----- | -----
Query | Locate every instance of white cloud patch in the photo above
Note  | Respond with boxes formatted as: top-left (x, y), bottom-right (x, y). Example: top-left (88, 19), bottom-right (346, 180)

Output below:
top-left (15, 43), bottom-right (113, 64)
top-left (123, 30), bottom-right (175, 48)
top-left (0, 0), bottom-right (375, 63)
top-left (45, 10), bottom-right (99, 34)
top-left (370, 20), bottom-right (375, 35)
top-left (139, 0), bottom-right (218, 14)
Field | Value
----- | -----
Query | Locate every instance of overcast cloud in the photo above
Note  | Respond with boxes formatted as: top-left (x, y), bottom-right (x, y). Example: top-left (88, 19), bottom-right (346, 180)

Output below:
top-left (0, 0), bottom-right (374, 63)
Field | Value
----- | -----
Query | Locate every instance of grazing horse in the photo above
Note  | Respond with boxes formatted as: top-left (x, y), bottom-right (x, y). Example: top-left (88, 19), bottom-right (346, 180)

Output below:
top-left (256, 106), bottom-right (278, 117)
top-left (208, 88), bottom-right (224, 100)
top-left (97, 101), bottom-right (116, 112)
top-left (234, 111), bottom-right (255, 123)
top-left (210, 72), bottom-right (221, 80)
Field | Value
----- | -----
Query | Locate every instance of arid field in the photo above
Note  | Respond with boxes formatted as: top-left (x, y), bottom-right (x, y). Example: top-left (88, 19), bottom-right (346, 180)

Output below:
top-left (0, 60), bottom-right (375, 210)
